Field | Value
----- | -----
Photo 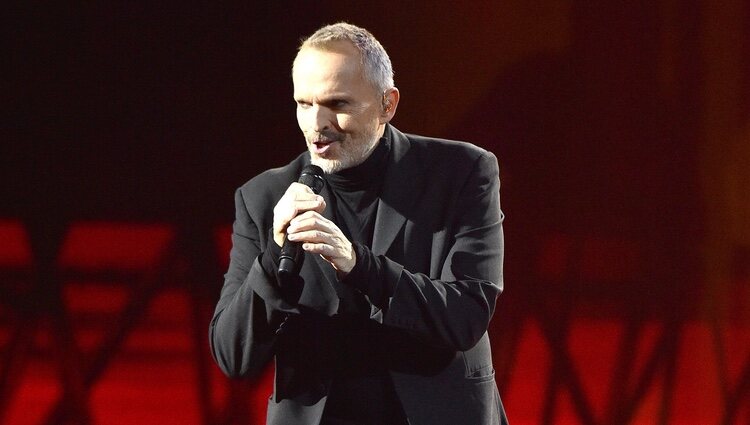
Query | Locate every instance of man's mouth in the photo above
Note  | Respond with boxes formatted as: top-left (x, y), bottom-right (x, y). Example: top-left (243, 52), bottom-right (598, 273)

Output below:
top-left (310, 133), bottom-right (344, 155)
top-left (312, 139), bottom-right (336, 154)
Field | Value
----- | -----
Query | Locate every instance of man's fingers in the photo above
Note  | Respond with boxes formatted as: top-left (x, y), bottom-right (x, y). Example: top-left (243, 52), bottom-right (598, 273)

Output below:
top-left (283, 209), bottom-right (355, 275)
top-left (274, 196), bottom-right (326, 225)
top-left (272, 183), bottom-right (326, 247)
top-left (292, 199), bottom-right (326, 214)
top-left (288, 182), bottom-right (315, 194)
top-left (300, 242), bottom-right (335, 256)
top-left (288, 211), bottom-right (331, 229)
top-left (286, 229), bottom-right (327, 243)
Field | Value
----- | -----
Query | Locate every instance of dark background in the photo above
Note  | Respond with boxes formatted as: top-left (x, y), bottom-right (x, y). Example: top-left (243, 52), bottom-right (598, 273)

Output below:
top-left (2, 1), bottom-right (748, 424)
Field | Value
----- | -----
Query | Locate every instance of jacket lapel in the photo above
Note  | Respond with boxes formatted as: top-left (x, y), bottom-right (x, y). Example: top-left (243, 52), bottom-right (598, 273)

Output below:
top-left (372, 126), bottom-right (424, 256)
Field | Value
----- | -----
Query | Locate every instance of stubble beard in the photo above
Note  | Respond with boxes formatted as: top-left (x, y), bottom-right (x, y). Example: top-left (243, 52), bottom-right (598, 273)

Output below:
top-left (309, 127), bottom-right (380, 174)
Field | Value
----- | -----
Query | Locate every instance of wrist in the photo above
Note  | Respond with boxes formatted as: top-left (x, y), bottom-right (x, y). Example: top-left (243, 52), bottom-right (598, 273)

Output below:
top-left (336, 243), bottom-right (356, 279)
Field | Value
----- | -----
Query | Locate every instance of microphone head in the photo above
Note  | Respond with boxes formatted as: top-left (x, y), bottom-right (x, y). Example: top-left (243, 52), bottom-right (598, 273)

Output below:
top-left (301, 164), bottom-right (324, 177)
top-left (299, 164), bottom-right (325, 194)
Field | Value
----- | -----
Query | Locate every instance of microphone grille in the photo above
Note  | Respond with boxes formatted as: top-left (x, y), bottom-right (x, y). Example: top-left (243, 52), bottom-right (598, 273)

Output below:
top-left (299, 164), bottom-right (325, 194)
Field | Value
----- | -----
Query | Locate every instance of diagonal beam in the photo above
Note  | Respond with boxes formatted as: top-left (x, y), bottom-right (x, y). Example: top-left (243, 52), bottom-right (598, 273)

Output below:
top-left (613, 319), bottom-right (679, 425)
top-left (605, 317), bottom-right (641, 424)
top-left (42, 242), bottom-right (177, 425)
top-left (46, 276), bottom-right (91, 424)
top-left (535, 304), bottom-right (599, 425)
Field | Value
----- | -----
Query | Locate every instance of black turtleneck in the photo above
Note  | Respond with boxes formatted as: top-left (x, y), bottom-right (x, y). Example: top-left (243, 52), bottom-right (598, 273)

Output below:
top-left (325, 134), bottom-right (390, 248)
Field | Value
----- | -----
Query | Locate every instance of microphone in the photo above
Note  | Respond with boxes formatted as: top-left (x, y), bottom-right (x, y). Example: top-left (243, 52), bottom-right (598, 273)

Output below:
top-left (278, 164), bottom-right (325, 279)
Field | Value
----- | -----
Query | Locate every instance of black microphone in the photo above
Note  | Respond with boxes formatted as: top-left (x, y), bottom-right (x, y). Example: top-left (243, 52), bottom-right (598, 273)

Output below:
top-left (278, 164), bottom-right (325, 279)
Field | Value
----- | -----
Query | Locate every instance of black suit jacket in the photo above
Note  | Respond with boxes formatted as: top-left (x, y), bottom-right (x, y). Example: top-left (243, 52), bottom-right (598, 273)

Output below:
top-left (210, 125), bottom-right (508, 424)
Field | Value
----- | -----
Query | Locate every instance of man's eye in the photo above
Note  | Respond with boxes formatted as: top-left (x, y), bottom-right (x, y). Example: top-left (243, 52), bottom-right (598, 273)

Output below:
top-left (297, 101), bottom-right (311, 109)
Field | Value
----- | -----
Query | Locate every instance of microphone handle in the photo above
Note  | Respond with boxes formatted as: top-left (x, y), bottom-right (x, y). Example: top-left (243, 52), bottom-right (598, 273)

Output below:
top-left (278, 239), bottom-right (298, 279)
top-left (277, 164), bottom-right (325, 279)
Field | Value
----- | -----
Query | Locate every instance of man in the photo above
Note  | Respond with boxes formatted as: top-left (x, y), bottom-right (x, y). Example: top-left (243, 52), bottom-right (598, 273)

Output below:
top-left (209, 22), bottom-right (508, 425)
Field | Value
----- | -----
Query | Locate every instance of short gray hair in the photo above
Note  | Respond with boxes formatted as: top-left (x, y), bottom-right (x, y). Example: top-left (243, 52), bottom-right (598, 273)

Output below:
top-left (297, 22), bottom-right (394, 94)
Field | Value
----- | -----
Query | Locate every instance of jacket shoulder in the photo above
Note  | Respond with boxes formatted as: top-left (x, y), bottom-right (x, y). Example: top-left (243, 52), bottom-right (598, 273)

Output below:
top-left (399, 131), bottom-right (497, 174)
top-left (237, 153), bottom-right (309, 207)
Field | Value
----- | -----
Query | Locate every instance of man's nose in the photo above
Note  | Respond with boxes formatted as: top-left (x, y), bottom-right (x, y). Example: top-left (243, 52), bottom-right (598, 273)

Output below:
top-left (310, 105), bottom-right (331, 132)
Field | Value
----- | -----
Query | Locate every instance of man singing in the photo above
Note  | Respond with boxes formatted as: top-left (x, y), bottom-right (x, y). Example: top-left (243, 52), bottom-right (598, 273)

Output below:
top-left (209, 22), bottom-right (508, 425)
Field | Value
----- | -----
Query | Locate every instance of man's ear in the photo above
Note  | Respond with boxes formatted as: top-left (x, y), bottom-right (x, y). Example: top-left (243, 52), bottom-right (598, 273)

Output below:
top-left (380, 87), bottom-right (400, 123)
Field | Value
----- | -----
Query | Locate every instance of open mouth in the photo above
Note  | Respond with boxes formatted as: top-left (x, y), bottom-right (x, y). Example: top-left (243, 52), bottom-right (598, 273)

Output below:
top-left (309, 131), bottom-right (345, 156)
top-left (311, 135), bottom-right (342, 155)
top-left (312, 140), bottom-right (335, 155)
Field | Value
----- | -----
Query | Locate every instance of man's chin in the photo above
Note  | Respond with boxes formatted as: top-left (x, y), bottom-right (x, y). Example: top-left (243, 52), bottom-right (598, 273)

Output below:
top-left (310, 156), bottom-right (344, 174)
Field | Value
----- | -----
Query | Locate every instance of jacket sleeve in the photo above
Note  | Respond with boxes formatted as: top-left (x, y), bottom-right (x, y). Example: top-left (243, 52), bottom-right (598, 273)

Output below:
top-left (208, 188), bottom-right (300, 377)
top-left (345, 150), bottom-right (504, 352)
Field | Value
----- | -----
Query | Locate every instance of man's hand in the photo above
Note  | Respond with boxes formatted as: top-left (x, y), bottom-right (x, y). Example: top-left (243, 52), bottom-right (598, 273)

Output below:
top-left (272, 183), bottom-right (356, 277)
top-left (286, 211), bottom-right (356, 277)
top-left (273, 182), bottom-right (327, 248)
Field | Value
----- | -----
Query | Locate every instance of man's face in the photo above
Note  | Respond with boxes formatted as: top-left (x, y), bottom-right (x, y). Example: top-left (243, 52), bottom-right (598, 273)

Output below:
top-left (293, 42), bottom-right (385, 173)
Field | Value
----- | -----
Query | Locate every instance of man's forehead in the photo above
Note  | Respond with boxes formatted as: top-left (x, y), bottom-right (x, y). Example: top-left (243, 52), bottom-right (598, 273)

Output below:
top-left (292, 41), bottom-right (380, 98)
top-left (294, 41), bottom-right (361, 70)
top-left (293, 48), bottom-right (364, 83)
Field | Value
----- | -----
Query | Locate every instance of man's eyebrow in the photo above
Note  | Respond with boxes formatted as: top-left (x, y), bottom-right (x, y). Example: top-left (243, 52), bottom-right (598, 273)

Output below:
top-left (318, 91), bottom-right (351, 100)
top-left (293, 94), bottom-right (353, 105)
top-left (320, 96), bottom-right (350, 105)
